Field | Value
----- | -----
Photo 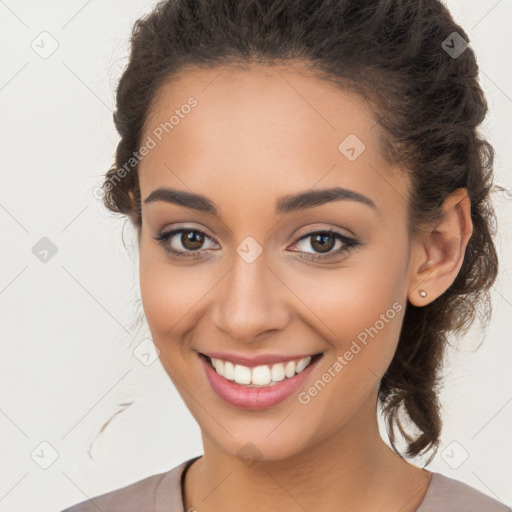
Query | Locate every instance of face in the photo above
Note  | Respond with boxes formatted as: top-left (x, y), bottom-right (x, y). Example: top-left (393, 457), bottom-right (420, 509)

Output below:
top-left (137, 63), bottom-right (413, 461)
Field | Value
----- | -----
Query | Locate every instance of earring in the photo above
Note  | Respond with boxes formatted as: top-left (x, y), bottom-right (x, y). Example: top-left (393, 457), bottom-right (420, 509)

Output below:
top-left (419, 289), bottom-right (427, 298)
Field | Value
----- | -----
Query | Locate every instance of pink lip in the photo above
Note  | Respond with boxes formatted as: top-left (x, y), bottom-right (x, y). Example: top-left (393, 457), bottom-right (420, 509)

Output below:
top-left (200, 351), bottom-right (320, 368)
top-left (199, 353), bottom-right (323, 410)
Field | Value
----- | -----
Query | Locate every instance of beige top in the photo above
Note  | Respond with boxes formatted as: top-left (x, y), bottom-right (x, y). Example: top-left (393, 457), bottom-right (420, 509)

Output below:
top-left (60, 456), bottom-right (511, 512)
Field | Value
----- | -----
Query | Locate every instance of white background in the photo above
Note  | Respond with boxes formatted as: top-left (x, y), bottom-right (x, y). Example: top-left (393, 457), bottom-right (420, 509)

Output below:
top-left (0, 1), bottom-right (511, 511)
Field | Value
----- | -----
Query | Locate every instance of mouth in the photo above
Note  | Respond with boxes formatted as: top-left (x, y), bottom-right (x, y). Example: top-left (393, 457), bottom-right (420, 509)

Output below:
top-left (198, 351), bottom-right (324, 410)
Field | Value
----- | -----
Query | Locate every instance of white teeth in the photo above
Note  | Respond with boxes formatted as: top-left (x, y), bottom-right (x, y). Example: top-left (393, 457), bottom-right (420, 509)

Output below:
top-left (251, 365), bottom-right (272, 386)
top-left (224, 361), bottom-right (236, 380)
top-left (270, 363), bottom-right (285, 382)
top-left (296, 356), bottom-right (311, 373)
top-left (234, 364), bottom-right (252, 384)
top-left (284, 361), bottom-right (296, 378)
top-left (209, 355), bottom-right (316, 387)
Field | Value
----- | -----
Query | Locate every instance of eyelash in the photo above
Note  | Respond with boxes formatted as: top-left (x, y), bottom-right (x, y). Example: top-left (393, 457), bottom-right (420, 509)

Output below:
top-left (153, 226), bottom-right (361, 263)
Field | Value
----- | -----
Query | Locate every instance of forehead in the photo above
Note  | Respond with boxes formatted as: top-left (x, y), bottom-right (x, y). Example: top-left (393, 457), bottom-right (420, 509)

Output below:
top-left (138, 63), bottom-right (408, 218)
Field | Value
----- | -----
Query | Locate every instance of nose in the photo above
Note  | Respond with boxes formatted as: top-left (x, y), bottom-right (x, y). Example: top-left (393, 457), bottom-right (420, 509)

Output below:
top-left (211, 254), bottom-right (291, 343)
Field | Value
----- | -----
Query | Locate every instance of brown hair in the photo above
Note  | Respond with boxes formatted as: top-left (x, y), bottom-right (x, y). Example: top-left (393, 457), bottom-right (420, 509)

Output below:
top-left (101, 0), bottom-right (499, 461)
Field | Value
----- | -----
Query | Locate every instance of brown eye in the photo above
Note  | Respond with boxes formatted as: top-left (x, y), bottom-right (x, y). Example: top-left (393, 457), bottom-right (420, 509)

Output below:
top-left (181, 230), bottom-right (205, 250)
top-left (309, 232), bottom-right (336, 253)
top-left (153, 227), bottom-right (218, 259)
top-left (289, 229), bottom-right (361, 262)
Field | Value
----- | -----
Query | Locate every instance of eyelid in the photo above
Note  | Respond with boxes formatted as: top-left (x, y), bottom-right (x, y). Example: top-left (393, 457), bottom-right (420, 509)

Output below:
top-left (293, 223), bottom-right (356, 240)
top-left (158, 223), bottom-right (218, 242)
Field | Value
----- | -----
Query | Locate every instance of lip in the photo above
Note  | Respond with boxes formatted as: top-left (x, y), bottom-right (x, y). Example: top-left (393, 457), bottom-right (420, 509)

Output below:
top-left (199, 352), bottom-right (323, 410)
top-left (199, 351), bottom-right (322, 368)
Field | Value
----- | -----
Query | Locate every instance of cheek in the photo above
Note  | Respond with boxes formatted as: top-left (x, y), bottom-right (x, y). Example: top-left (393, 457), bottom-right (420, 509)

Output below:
top-left (291, 253), bottom-right (405, 340)
top-left (286, 250), bottom-right (408, 395)
top-left (288, 278), bottom-right (405, 433)
top-left (138, 240), bottom-right (219, 352)
top-left (304, 276), bottom-right (404, 374)
top-left (138, 241), bottom-right (197, 342)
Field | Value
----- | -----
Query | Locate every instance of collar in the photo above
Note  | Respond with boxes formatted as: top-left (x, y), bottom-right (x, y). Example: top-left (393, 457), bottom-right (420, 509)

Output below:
top-left (154, 455), bottom-right (203, 512)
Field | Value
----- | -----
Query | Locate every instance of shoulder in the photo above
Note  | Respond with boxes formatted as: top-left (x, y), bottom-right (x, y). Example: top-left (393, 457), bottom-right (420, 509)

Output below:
top-left (417, 472), bottom-right (511, 512)
top-left (59, 457), bottom-right (197, 512)
top-left (59, 472), bottom-right (167, 512)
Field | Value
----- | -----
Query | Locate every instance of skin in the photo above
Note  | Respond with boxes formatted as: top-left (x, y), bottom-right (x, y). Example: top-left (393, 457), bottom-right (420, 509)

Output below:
top-left (136, 62), bottom-right (473, 512)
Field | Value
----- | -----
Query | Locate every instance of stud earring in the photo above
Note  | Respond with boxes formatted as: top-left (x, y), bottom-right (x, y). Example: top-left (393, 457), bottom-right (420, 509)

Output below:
top-left (419, 289), bottom-right (427, 298)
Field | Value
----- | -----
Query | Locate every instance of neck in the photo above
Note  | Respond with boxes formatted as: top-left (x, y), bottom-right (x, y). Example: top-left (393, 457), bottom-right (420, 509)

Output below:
top-left (183, 394), bottom-right (432, 512)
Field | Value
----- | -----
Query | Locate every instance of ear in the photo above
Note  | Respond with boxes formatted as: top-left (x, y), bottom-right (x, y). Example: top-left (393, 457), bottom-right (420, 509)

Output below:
top-left (407, 188), bottom-right (473, 306)
top-left (127, 189), bottom-right (136, 206)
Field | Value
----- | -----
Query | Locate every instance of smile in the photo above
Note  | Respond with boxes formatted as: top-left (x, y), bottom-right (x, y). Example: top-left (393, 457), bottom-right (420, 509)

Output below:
top-left (198, 352), bottom-right (324, 410)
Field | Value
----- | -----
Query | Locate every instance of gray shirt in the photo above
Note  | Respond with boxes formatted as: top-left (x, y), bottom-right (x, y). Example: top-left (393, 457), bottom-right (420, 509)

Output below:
top-left (60, 456), bottom-right (511, 512)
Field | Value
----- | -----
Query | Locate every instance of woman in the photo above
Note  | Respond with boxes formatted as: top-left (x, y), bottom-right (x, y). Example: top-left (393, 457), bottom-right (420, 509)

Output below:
top-left (61, 0), bottom-right (510, 510)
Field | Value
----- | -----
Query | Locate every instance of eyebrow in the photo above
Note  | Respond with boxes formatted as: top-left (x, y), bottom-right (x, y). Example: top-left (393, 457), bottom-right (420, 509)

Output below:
top-left (144, 186), bottom-right (377, 215)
